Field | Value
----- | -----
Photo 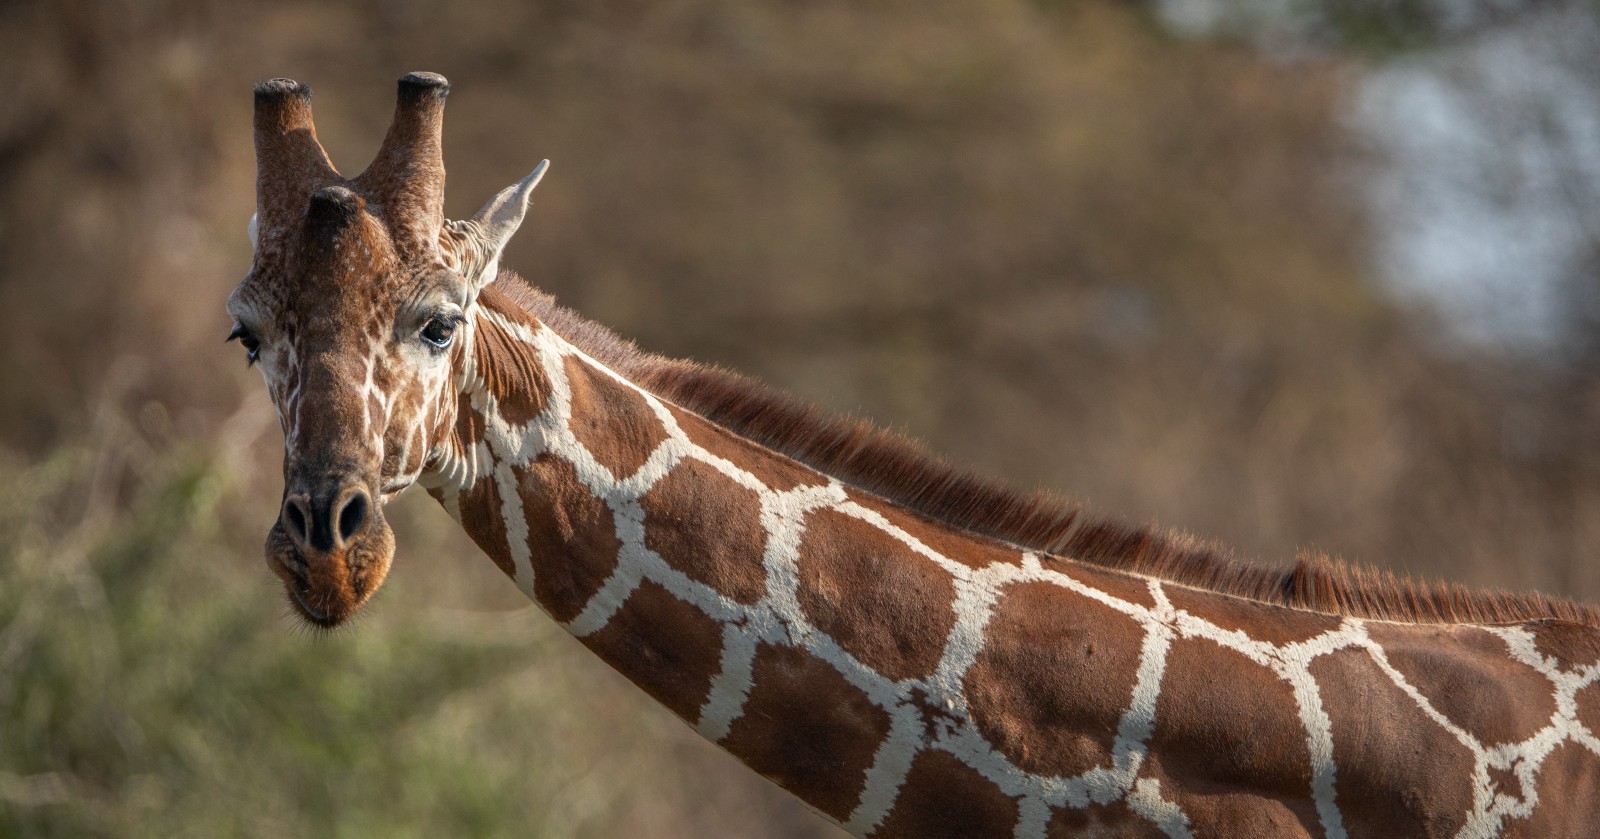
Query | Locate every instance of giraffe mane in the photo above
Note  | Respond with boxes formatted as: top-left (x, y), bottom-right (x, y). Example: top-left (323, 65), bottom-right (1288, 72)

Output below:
top-left (495, 273), bottom-right (1599, 628)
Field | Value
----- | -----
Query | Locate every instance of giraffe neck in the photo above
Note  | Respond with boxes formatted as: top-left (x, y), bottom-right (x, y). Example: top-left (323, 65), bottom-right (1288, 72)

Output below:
top-left (424, 287), bottom-right (1600, 839)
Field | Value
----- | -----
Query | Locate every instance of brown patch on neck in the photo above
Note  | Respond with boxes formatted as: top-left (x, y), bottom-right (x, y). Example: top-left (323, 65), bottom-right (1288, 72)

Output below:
top-left (562, 355), bottom-right (670, 479)
top-left (1048, 561), bottom-right (1159, 610)
top-left (1046, 800), bottom-right (1159, 837)
top-left (1365, 622), bottom-right (1558, 745)
top-left (843, 488), bottom-right (1022, 571)
top-left (1143, 637), bottom-right (1322, 836)
top-left (519, 454), bottom-right (622, 623)
top-left (471, 286), bottom-right (549, 427)
top-left (1163, 583), bottom-right (1340, 646)
top-left (1308, 649), bottom-right (1478, 836)
top-left (582, 580), bottom-right (725, 724)
top-left (795, 507), bottom-right (958, 682)
top-left (1576, 679), bottom-right (1600, 735)
top-left (720, 643), bottom-right (891, 822)
top-left (1512, 743), bottom-right (1600, 833)
top-left (1530, 619), bottom-right (1600, 668)
top-left (452, 395), bottom-right (486, 450)
top-left (668, 404), bottom-right (827, 493)
top-left (872, 750), bottom-right (1020, 838)
top-left (963, 580), bottom-right (1147, 778)
top-left (485, 275), bottom-right (1600, 630)
top-left (455, 475), bottom-right (514, 579)
top-left (639, 457), bottom-right (770, 605)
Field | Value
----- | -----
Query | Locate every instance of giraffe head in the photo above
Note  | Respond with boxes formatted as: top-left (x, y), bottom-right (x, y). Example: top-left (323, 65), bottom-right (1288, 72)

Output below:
top-left (228, 73), bottom-right (546, 627)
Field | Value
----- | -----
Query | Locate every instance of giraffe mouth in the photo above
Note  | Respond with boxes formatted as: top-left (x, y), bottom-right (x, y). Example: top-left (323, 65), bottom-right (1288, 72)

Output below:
top-left (265, 516), bottom-right (395, 629)
top-left (378, 478), bottom-right (411, 503)
top-left (289, 587), bottom-right (335, 626)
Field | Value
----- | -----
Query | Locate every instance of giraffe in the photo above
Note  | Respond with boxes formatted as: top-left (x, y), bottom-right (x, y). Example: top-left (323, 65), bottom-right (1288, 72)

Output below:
top-left (229, 73), bottom-right (1600, 838)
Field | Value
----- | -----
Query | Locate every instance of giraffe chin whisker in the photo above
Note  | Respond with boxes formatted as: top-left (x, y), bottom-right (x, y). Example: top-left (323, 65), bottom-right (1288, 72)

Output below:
top-left (289, 588), bottom-right (334, 626)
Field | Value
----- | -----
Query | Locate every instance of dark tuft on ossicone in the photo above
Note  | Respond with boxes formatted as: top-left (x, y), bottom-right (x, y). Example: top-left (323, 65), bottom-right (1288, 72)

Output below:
top-left (254, 78), bottom-right (311, 102)
top-left (306, 185), bottom-right (365, 236)
top-left (397, 72), bottom-right (450, 101)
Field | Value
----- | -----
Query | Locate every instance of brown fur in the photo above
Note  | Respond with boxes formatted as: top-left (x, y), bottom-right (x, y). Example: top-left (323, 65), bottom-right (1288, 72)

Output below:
top-left (874, 749), bottom-right (1021, 838)
top-left (1365, 622), bottom-right (1558, 745)
top-left (1309, 650), bottom-right (1480, 835)
top-left (721, 643), bottom-right (893, 822)
top-left (1146, 637), bottom-right (1322, 836)
top-left (495, 274), bottom-right (1600, 628)
top-left (521, 453), bottom-right (623, 623)
top-left (640, 457), bottom-right (771, 605)
top-left (795, 507), bottom-right (958, 682)
top-left (583, 580), bottom-right (726, 723)
top-left (963, 581), bottom-right (1146, 778)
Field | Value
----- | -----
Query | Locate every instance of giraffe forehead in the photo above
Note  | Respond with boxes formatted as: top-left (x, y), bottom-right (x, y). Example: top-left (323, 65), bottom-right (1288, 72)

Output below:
top-left (253, 199), bottom-right (415, 300)
top-left (240, 186), bottom-right (472, 342)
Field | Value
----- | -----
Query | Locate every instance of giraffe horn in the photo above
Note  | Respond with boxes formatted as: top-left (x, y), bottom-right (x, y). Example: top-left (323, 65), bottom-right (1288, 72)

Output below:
top-left (356, 72), bottom-right (451, 256)
top-left (253, 78), bottom-right (338, 250)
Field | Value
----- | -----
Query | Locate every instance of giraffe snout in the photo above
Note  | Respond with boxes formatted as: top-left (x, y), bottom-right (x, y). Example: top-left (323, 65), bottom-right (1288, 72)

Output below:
top-left (268, 478), bottom-right (394, 628)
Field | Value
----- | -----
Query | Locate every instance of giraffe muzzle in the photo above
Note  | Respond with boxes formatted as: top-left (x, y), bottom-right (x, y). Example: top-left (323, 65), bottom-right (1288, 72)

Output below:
top-left (267, 478), bottom-right (395, 627)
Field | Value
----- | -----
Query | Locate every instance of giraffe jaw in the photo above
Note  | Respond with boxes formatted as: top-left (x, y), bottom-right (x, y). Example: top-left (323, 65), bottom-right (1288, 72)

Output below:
top-left (265, 516), bottom-right (395, 628)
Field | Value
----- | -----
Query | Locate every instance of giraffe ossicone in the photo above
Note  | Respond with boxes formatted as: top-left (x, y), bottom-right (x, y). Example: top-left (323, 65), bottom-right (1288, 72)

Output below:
top-left (231, 73), bottom-right (1600, 838)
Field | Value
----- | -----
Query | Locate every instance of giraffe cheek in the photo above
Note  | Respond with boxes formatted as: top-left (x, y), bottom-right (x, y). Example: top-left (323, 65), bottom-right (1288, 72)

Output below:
top-left (401, 421), bottom-right (429, 477)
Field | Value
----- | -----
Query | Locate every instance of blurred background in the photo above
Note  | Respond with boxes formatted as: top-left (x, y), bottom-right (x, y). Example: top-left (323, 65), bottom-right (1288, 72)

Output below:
top-left (3, 0), bottom-right (1599, 835)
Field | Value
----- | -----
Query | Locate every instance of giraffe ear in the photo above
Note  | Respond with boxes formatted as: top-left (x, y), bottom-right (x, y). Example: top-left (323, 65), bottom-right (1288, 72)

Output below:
top-left (446, 160), bottom-right (549, 290)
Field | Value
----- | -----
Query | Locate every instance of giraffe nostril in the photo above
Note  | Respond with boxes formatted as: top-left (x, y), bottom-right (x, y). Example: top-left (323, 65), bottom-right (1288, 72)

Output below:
top-left (336, 489), bottom-right (370, 546)
top-left (283, 495), bottom-right (312, 547)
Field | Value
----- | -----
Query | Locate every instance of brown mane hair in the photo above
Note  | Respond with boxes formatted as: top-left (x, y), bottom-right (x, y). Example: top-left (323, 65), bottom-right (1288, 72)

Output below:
top-left (494, 274), bottom-right (1599, 628)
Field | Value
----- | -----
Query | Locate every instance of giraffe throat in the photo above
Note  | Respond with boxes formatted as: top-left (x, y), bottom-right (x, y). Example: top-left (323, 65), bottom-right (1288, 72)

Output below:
top-left (417, 279), bottom-right (1600, 839)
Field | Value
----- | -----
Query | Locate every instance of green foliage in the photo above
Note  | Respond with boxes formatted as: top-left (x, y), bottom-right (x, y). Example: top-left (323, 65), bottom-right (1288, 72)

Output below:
top-left (1321, 0), bottom-right (1442, 54)
top-left (1, 433), bottom-right (458, 834)
top-left (0, 418), bottom-right (823, 836)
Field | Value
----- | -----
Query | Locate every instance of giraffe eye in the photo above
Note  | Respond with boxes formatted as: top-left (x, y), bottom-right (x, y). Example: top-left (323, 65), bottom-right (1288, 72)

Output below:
top-left (228, 323), bottom-right (262, 366)
top-left (420, 317), bottom-right (456, 349)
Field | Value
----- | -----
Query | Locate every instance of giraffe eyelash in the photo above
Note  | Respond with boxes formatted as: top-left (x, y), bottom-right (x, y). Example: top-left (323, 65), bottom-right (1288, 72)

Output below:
top-left (228, 323), bottom-right (262, 366)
